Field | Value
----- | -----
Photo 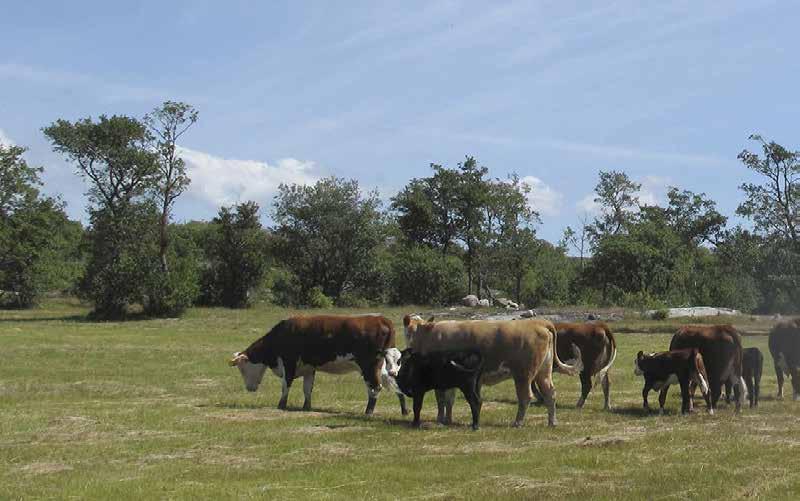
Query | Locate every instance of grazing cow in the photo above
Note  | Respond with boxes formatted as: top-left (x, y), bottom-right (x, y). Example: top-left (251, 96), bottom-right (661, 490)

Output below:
top-left (724, 347), bottom-right (763, 408)
top-left (533, 322), bottom-right (617, 409)
top-left (403, 315), bottom-right (582, 427)
top-left (396, 349), bottom-right (484, 430)
top-left (229, 315), bottom-right (395, 415)
top-left (663, 325), bottom-right (746, 413)
top-left (634, 348), bottom-right (713, 415)
top-left (769, 318), bottom-right (800, 400)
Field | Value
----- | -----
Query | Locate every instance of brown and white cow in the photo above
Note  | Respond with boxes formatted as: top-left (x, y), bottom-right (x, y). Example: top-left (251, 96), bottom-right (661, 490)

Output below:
top-left (403, 315), bottom-right (582, 427)
top-left (769, 318), bottom-right (800, 400)
top-left (634, 348), bottom-right (713, 415)
top-left (663, 324), bottom-right (746, 413)
top-left (229, 314), bottom-right (397, 415)
top-left (533, 322), bottom-right (617, 409)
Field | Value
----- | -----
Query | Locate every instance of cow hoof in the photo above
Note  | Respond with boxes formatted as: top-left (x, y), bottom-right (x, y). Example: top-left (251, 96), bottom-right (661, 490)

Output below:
top-left (277, 402), bottom-right (288, 411)
top-left (412, 421), bottom-right (421, 429)
top-left (471, 425), bottom-right (480, 431)
top-left (302, 405), bottom-right (311, 412)
top-left (401, 409), bottom-right (410, 416)
top-left (512, 421), bottom-right (523, 428)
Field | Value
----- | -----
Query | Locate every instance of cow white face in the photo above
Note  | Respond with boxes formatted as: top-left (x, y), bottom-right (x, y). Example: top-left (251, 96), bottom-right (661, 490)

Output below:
top-left (230, 352), bottom-right (267, 392)
top-left (384, 348), bottom-right (402, 378)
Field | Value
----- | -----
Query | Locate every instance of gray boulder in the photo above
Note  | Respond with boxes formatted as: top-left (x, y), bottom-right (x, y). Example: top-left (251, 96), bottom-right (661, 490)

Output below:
top-left (462, 295), bottom-right (479, 307)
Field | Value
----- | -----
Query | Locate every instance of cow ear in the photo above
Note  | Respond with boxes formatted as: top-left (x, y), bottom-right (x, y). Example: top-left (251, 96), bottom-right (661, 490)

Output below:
top-left (427, 316), bottom-right (435, 323)
top-left (637, 351), bottom-right (644, 359)
top-left (403, 314), bottom-right (411, 327)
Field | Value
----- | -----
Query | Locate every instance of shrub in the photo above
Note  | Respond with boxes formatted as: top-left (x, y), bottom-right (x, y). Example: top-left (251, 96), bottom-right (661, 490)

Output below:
top-left (651, 309), bottom-right (669, 320)
top-left (388, 245), bottom-right (465, 305)
top-left (307, 286), bottom-right (333, 309)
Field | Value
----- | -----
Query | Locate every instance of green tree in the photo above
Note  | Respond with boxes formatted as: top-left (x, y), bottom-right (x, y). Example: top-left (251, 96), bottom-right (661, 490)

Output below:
top-left (0, 145), bottom-right (77, 307)
top-left (143, 101), bottom-right (198, 274)
top-left (737, 135), bottom-right (800, 244)
top-left (43, 115), bottom-right (161, 318)
top-left (272, 177), bottom-right (383, 301)
top-left (589, 170), bottom-right (641, 238)
top-left (201, 201), bottom-right (269, 308)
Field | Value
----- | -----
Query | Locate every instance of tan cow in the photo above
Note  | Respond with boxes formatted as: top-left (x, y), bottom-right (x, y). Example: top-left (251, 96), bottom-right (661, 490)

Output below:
top-left (403, 315), bottom-right (582, 427)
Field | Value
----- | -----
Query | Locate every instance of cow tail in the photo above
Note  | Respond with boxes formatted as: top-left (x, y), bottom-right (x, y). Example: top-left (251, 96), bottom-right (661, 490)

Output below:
top-left (732, 330), bottom-right (748, 405)
top-left (694, 351), bottom-right (710, 396)
top-left (593, 326), bottom-right (617, 386)
top-left (552, 325), bottom-right (583, 376)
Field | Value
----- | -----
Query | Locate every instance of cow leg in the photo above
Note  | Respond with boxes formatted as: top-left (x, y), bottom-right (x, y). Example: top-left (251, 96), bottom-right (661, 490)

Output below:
top-left (601, 373), bottom-right (611, 410)
top-left (775, 360), bottom-right (785, 400)
top-left (790, 366), bottom-right (800, 401)
top-left (532, 372), bottom-right (556, 427)
top-left (461, 382), bottom-right (482, 431)
top-left (687, 380), bottom-right (696, 413)
top-left (658, 386), bottom-right (670, 415)
top-left (531, 381), bottom-right (545, 405)
top-left (679, 379), bottom-right (691, 415)
top-left (302, 371), bottom-right (315, 411)
top-left (278, 360), bottom-right (296, 410)
top-left (642, 381), bottom-right (653, 412)
top-left (576, 370), bottom-right (591, 409)
top-left (710, 380), bottom-right (722, 413)
top-left (745, 374), bottom-right (755, 408)
top-left (434, 389), bottom-right (455, 425)
top-left (397, 393), bottom-right (409, 416)
top-left (753, 363), bottom-right (762, 408)
top-left (724, 380), bottom-right (732, 404)
top-left (412, 393), bottom-right (424, 428)
top-left (365, 385), bottom-right (378, 415)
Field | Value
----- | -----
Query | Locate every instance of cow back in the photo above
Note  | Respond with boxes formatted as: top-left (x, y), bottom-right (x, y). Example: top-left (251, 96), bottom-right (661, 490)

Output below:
top-left (669, 325), bottom-right (742, 383)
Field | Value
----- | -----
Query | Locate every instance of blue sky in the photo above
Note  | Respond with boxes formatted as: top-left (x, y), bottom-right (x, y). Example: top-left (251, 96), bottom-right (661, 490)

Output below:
top-left (1, 1), bottom-right (798, 243)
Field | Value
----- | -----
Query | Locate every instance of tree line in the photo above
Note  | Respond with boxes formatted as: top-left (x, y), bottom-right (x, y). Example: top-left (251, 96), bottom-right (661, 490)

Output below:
top-left (1, 103), bottom-right (798, 318)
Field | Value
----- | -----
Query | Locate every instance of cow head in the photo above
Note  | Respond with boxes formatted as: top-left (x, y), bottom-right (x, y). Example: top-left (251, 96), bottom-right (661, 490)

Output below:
top-left (384, 347), bottom-right (402, 378)
top-left (402, 314), bottom-right (434, 346)
top-left (229, 352), bottom-right (267, 392)
top-left (634, 351), bottom-right (645, 376)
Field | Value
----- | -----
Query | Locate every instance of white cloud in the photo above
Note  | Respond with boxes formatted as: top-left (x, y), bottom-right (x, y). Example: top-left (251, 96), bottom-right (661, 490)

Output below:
top-left (0, 128), bottom-right (13, 146)
top-left (576, 193), bottom-right (601, 214)
top-left (638, 175), bottom-right (671, 207)
top-left (545, 139), bottom-right (725, 168)
top-left (178, 147), bottom-right (321, 209)
top-left (521, 175), bottom-right (563, 216)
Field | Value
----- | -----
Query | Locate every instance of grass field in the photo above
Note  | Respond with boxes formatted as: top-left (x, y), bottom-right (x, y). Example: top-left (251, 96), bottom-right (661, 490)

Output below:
top-left (2, 301), bottom-right (800, 500)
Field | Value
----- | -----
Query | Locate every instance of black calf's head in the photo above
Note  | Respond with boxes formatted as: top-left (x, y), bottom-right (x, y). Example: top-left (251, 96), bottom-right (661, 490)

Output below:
top-left (396, 349), bottom-right (483, 397)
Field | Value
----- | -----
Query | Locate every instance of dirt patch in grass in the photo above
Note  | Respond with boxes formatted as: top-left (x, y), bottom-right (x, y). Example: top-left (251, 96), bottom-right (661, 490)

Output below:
top-left (15, 462), bottom-right (73, 475)
top-left (293, 424), bottom-right (370, 434)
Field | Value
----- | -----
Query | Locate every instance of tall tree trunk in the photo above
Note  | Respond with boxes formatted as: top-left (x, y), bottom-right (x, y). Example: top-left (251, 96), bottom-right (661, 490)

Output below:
top-left (159, 196), bottom-right (170, 274)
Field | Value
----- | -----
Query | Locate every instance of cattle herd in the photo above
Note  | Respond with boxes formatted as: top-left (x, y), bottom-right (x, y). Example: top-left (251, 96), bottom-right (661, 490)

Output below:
top-left (228, 314), bottom-right (800, 429)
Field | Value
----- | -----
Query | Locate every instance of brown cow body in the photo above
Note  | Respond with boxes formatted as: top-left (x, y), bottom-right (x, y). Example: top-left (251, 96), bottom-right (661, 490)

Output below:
top-left (533, 322), bottom-right (617, 409)
top-left (769, 318), bottom-right (800, 400)
top-left (665, 325), bottom-right (746, 413)
top-left (403, 316), bottom-right (581, 427)
top-left (230, 315), bottom-right (396, 414)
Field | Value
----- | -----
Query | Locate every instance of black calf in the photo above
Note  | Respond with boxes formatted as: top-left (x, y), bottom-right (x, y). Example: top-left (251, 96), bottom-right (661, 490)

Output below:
top-left (396, 349), bottom-right (483, 430)
top-left (725, 347), bottom-right (762, 408)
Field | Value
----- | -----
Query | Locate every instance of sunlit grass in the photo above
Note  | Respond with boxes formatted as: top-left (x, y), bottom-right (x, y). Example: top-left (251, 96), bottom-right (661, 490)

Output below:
top-left (1, 300), bottom-right (798, 499)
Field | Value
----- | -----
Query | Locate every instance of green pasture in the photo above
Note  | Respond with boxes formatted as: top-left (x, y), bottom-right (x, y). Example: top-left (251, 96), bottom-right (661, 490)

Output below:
top-left (1, 301), bottom-right (799, 500)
